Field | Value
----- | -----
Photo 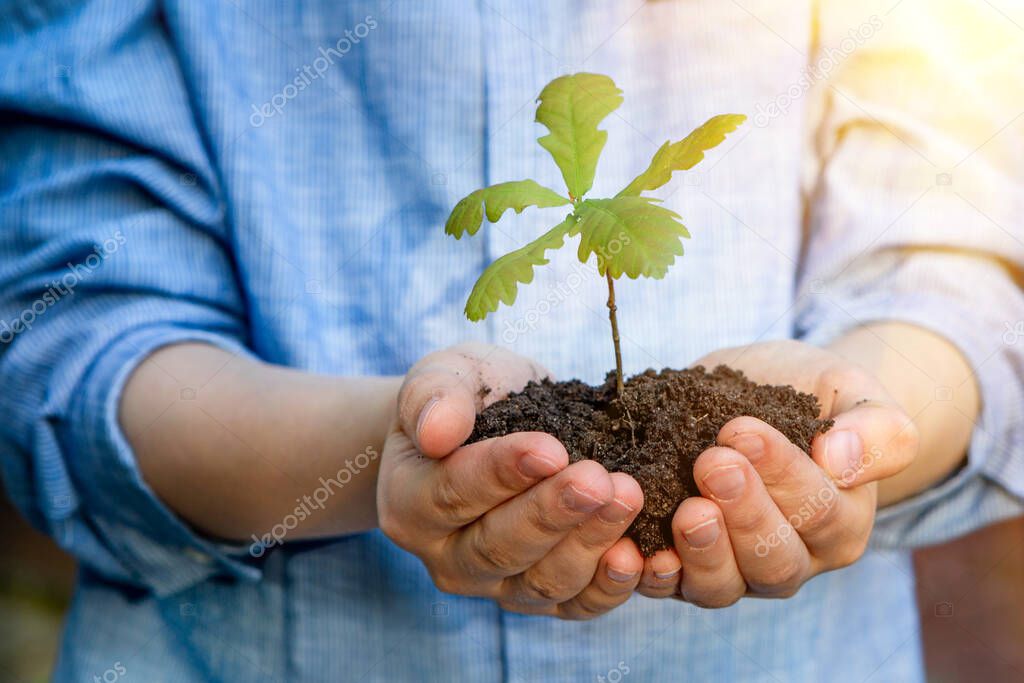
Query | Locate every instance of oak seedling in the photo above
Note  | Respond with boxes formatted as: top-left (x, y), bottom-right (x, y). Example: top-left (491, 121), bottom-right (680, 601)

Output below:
top-left (444, 73), bottom-right (745, 396)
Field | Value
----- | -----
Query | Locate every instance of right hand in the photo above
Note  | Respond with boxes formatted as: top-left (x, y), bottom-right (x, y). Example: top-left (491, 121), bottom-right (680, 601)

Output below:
top-left (377, 343), bottom-right (644, 619)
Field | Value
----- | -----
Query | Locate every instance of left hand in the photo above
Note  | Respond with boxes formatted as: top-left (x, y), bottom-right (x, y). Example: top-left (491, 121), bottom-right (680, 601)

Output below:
top-left (635, 340), bottom-right (920, 606)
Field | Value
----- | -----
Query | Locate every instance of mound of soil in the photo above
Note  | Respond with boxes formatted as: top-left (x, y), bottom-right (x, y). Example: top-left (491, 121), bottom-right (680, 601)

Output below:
top-left (469, 365), bottom-right (832, 556)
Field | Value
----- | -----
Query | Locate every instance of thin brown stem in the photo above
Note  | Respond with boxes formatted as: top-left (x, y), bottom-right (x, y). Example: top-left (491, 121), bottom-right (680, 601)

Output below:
top-left (605, 271), bottom-right (624, 397)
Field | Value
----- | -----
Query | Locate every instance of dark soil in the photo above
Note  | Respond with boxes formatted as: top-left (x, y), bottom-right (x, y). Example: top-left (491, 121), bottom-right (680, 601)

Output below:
top-left (469, 366), bottom-right (832, 556)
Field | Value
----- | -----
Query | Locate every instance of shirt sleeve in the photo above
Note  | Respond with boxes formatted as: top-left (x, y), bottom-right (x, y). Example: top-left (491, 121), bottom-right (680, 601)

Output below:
top-left (0, 2), bottom-right (262, 595)
top-left (795, 1), bottom-right (1024, 548)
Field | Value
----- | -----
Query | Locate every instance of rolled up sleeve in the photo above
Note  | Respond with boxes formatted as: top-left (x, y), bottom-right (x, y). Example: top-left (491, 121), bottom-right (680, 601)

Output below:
top-left (796, 1), bottom-right (1024, 547)
top-left (0, 1), bottom-right (261, 595)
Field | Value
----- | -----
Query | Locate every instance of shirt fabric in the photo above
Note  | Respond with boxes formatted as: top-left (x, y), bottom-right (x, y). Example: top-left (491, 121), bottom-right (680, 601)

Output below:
top-left (1, 1), bottom-right (1023, 681)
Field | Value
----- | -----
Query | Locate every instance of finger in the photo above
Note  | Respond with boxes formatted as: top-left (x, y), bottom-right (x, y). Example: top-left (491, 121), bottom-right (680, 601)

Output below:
top-left (718, 417), bottom-right (864, 559)
top-left (398, 343), bottom-right (548, 458)
top-left (811, 401), bottom-right (919, 488)
top-left (693, 447), bottom-right (811, 597)
top-left (399, 366), bottom-right (478, 458)
top-left (505, 472), bottom-right (642, 605)
top-left (404, 431), bottom-right (569, 533)
top-left (637, 548), bottom-right (682, 599)
top-left (448, 460), bottom-right (615, 580)
top-left (671, 497), bottom-right (746, 608)
top-left (556, 537), bottom-right (644, 620)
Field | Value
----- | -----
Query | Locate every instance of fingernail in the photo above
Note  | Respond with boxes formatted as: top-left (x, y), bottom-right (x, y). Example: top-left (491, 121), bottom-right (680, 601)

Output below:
top-left (597, 498), bottom-right (636, 524)
top-left (824, 430), bottom-right (864, 485)
top-left (606, 566), bottom-right (638, 583)
top-left (728, 433), bottom-right (765, 462)
top-left (517, 452), bottom-right (560, 479)
top-left (654, 568), bottom-right (680, 580)
top-left (702, 465), bottom-right (745, 501)
top-left (562, 484), bottom-right (605, 513)
top-left (683, 517), bottom-right (720, 549)
top-left (416, 396), bottom-right (441, 440)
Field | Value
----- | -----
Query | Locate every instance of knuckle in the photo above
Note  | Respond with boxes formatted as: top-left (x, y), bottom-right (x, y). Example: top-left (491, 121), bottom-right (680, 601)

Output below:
top-left (518, 572), bottom-right (570, 604)
top-left (830, 535), bottom-right (869, 569)
top-left (563, 605), bottom-right (604, 621)
top-left (396, 372), bottom-right (414, 402)
top-left (756, 446), bottom-right (805, 489)
top-left (603, 577), bottom-right (637, 597)
top-left (817, 364), bottom-right (873, 413)
top-left (497, 599), bottom-right (553, 617)
top-left (637, 584), bottom-right (677, 600)
top-left (764, 582), bottom-right (802, 599)
top-left (889, 413), bottom-right (920, 458)
top-left (794, 489), bottom-right (841, 537)
top-left (748, 557), bottom-right (806, 595)
top-left (525, 486), bottom-right (568, 536)
top-left (728, 500), bottom-right (775, 535)
top-left (397, 372), bottom-right (433, 411)
top-left (396, 376), bottom-right (417, 410)
top-left (683, 586), bottom-right (742, 609)
top-left (572, 518), bottom-right (619, 553)
top-left (399, 365), bottom-right (460, 408)
top-left (430, 569), bottom-right (461, 596)
top-left (819, 363), bottom-right (869, 395)
top-left (489, 441), bottom-right (529, 491)
top-left (377, 507), bottom-right (408, 548)
top-left (429, 560), bottom-right (497, 598)
top-left (468, 525), bottom-right (521, 576)
top-left (560, 595), bottom-right (610, 621)
top-left (576, 529), bottom-right (613, 555)
top-left (431, 469), bottom-right (475, 525)
top-left (492, 465), bottom-right (524, 494)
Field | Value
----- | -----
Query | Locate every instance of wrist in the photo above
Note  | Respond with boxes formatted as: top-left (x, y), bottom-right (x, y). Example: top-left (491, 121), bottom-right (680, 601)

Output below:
top-left (296, 374), bottom-right (401, 537)
top-left (123, 342), bottom-right (401, 541)
top-left (826, 322), bottom-right (979, 506)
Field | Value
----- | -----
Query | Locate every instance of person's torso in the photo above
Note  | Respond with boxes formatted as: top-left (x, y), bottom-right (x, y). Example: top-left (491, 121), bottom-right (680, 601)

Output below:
top-left (58, 2), bottom-right (924, 681)
top-left (178, 0), bottom-right (810, 379)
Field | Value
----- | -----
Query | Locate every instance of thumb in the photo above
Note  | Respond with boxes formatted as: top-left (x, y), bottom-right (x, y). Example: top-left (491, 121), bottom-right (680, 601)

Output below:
top-left (398, 343), bottom-right (549, 458)
top-left (811, 400), bottom-right (919, 488)
top-left (414, 387), bottom-right (480, 459)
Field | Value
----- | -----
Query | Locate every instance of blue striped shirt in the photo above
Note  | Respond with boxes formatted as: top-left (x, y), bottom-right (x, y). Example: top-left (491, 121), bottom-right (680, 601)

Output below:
top-left (2, 1), bottom-right (1022, 681)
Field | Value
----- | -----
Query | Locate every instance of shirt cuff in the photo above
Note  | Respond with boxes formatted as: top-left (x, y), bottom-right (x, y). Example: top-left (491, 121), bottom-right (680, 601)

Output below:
top-left (799, 287), bottom-right (1024, 548)
top-left (65, 324), bottom-right (264, 596)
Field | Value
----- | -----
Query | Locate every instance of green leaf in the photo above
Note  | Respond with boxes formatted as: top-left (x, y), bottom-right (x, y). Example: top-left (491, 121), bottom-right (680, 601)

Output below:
top-left (445, 180), bottom-right (570, 239)
top-left (464, 214), bottom-right (577, 321)
top-left (574, 196), bottom-right (690, 279)
top-left (617, 114), bottom-right (746, 197)
top-left (535, 73), bottom-right (624, 200)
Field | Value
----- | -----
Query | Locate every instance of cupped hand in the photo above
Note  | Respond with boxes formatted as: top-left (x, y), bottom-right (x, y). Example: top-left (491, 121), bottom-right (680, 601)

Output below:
top-left (635, 340), bottom-right (919, 606)
top-left (378, 343), bottom-right (645, 619)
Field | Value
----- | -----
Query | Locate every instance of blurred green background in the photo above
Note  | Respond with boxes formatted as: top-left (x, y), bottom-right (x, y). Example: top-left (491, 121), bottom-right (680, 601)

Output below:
top-left (0, 493), bottom-right (74, 683)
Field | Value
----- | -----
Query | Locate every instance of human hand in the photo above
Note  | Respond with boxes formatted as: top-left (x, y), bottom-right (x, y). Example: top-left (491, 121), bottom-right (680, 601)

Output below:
top-left (635, 340), bottom-right (919, 606)
top-left (377, 343), bottom-right (645, 619)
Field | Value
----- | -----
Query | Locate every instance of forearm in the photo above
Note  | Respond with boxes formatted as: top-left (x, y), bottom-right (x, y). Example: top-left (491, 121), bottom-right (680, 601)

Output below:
top-left (120, 342), bottom-right (401, 542)
top-left (826, 322), bottom-right (980, 507)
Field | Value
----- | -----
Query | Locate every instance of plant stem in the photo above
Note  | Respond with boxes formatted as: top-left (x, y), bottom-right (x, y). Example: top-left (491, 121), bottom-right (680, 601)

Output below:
top-left (605, 271), bottom-right (624, 397)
